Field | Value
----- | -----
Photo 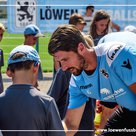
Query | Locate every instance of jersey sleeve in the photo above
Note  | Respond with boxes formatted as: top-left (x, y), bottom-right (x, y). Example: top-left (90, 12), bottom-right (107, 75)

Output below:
top-left (68, 76), bottom-right (89, 109)
top-left (47, 98), bottom-right (66, 136)
top-left (110, 46), bottom-right (136, 86)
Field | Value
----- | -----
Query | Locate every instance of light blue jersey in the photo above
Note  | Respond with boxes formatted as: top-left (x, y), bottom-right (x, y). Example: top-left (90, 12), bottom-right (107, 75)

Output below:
top-left (69, 32), bottom-right (136, 111)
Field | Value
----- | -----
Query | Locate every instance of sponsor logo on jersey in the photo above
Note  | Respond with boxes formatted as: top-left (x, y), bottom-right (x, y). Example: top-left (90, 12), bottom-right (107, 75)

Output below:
top-left (107, 44), bottom-right (123, 60)
top-left (80, 83), bottom-right (93, 89)
top-left (106, 42), bottom-right (125, 67)
top-left (122, 59), bottom-right (132, 69)
top-left (100, 88), bottom-right (110, 95)
top-left (100, 69), bottom-right (109, 78)
top-left (103, 88), bottom-right (126, 100)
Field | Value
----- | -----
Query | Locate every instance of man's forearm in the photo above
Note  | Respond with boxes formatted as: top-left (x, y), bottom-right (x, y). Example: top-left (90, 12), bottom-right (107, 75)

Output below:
top-left (62, 121), bottom-right (78, 136)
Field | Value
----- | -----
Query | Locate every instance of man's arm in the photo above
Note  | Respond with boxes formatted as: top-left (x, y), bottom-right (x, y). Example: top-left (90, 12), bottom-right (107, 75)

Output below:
top-left (64, 103), bottom-right (86, 136)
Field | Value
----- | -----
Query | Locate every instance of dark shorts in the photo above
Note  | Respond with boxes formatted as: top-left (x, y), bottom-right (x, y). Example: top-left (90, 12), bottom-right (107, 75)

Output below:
top-left (100, 106), bottom-right (136, 136)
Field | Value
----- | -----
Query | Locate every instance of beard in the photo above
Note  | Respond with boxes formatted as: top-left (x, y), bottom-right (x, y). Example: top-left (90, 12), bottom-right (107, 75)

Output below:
top-left (66, 53), bottom-right (86, 76)
top-left (67, 67), bottom-right (83, 76)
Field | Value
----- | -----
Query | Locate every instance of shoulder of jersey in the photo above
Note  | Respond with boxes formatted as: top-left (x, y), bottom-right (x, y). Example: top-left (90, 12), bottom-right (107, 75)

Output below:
top-left (96, 41), bottom-right (126, 66)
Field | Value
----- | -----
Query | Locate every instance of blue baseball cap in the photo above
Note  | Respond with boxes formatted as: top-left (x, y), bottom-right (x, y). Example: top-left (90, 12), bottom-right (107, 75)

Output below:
top-left (24, 24), bottom-right (45, 37)
top-left (8, 45), bottom-right (41, 65)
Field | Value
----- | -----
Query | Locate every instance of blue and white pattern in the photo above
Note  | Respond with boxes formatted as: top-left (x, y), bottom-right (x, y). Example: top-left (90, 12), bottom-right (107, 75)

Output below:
top-left (69, 32), bottom-right (136, 111)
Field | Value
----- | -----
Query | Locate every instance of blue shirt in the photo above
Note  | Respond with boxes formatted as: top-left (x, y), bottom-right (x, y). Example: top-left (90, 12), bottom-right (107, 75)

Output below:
top-left (69, 32), bottom-right (136, 111)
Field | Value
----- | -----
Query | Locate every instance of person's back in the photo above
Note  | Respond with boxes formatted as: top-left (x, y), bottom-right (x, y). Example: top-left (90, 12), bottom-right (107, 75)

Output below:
top-left (98, 31), bottom-right (136, 45)
top-left (124, 25), bottom-right (136, 34)
top-left (0, 45), bottom-right (65, 136)
top-left (96, 31), bottom-right (136, 136)
top-left (48, 69), bottom-right (71, 119)
top-left (0, 87), bottom-right (63, 135)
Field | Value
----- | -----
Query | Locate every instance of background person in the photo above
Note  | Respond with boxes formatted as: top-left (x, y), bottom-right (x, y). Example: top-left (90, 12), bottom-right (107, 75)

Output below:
top-left (0, 23), bottom-right (5, 42)
top-left (69, 13), bottom-right (87, 32)
top-left (0, 45), bottom-right (65, 136)
top-left (83, 5), bottom-right (94, 33)
top-left (124, 25), bottom-right (136, 34)
top-left (0, 23), bottom-right (5, 93)
top-left (24, 24), bottom-right (45, 89)
top-left (24, 24), bottom-right (45, 46)
top-left (83, 5), bottom-right (120, 34)
top-left (48, 25), bottom-right (136, 136)
top-left (89, 10), bottom-right (111, 46)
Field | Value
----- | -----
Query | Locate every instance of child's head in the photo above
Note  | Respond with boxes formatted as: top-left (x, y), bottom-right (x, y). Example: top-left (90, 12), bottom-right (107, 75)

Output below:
top-left (69, 13), bottom-right (86, 31)
top-left (7, 45), bottom-right (40, 73)
top-left (90, 10), bottom-right (111, 38)
top-left (85, 5), bottom-right (94, 17)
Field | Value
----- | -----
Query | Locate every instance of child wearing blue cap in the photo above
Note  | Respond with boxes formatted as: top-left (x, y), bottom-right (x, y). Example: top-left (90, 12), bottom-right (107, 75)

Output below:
top-left (23, 24), bottom-right (45, 90)
top-left (24, 24), bottom-right (44, 46)
top-left (0, 45), bottom-right (65, 136)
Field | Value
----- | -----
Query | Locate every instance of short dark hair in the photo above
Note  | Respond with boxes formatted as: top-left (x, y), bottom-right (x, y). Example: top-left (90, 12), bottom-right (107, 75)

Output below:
top-left (48, 24), bottom-right (90, 55)
top-left (7, 60), bottom-right (35, 73)
top-left (69, 13), bottom-right (86, 25)
top-left (86, 5), bottom-right (94, 12)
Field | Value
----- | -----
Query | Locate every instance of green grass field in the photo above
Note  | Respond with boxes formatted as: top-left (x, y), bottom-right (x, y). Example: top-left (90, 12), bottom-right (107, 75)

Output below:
top-left (0, 31), bottom-right (53, 73)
